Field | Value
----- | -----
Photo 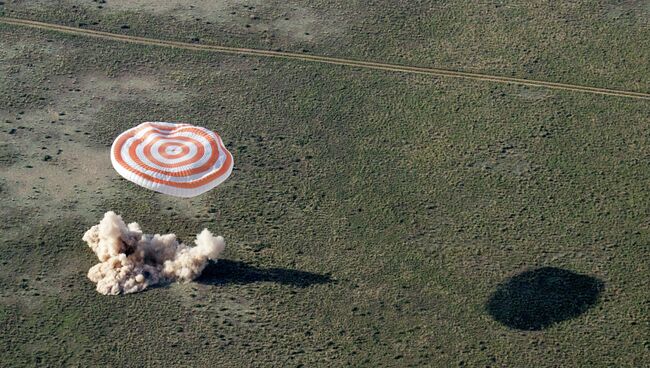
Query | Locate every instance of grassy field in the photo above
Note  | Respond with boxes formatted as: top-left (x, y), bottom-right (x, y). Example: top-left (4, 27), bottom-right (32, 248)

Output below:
top-left (0, 1), bottom-right (648, 366)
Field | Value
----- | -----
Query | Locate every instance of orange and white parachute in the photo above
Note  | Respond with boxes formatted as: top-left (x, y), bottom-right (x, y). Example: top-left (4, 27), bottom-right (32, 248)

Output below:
top-left (111, 122), bottom-right (233, 197)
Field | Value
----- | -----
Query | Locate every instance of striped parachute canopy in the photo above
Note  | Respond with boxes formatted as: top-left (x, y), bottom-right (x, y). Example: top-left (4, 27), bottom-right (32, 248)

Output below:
top-left (111, 122), bottom-right (234, 197)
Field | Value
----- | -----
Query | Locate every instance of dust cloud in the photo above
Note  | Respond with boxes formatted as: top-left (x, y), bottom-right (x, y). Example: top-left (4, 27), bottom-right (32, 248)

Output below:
top-left (82, 211), bottom-right (225, 295)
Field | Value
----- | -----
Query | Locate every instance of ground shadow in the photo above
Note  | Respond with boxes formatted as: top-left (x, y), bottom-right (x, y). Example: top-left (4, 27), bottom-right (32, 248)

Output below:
top-left (197, 259), bottom-right (333, 287)
top-left (486, 267), bottom-right (604, 330)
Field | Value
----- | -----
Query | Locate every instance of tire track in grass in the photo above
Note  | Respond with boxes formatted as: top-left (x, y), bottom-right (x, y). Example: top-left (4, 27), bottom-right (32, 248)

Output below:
top-left (1, 17), bottom-right (649, 101)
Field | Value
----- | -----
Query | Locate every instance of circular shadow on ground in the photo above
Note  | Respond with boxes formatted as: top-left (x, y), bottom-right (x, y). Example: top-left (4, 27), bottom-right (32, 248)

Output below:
top-left (486, 267), bottom-right (604, 330)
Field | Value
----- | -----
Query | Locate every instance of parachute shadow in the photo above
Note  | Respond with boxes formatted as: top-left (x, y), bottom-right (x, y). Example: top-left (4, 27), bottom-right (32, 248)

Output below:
top-left (486, 267), bottom-right (604, 331)
top-left (198, 259), bottom-right (332, 287)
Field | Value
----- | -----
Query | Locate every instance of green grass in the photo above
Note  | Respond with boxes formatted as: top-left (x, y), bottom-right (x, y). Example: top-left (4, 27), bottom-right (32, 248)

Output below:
top-left (0, 2), bottom-right (649, 367)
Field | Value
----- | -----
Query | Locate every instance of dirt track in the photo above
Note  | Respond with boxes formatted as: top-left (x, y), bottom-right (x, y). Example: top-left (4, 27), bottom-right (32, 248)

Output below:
top-left (2, 17), bottom-right (649, 101)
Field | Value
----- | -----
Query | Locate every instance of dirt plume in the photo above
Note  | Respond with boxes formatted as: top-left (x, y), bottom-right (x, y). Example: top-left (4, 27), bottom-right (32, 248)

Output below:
top-left (82, 211), bottom-right (225, 295)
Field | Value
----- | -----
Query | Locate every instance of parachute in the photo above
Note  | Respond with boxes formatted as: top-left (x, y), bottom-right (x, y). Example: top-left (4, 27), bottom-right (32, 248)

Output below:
top-left (111, 122), bottom-right (233, 197)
